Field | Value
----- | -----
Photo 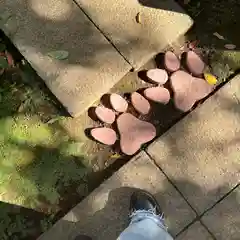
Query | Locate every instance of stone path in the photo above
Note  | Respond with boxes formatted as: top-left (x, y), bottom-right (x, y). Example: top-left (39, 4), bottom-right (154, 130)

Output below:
top-left (38, 75), bottom-right (239, 239)
top-left (75, 0), bottom-right (192, 69)
top-left (0, 0), bottom-right (192, 117)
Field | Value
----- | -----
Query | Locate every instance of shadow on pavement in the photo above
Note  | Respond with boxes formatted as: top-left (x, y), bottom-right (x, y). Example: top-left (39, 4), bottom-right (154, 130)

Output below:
top-left (41, 182), bottom-right (239, 240)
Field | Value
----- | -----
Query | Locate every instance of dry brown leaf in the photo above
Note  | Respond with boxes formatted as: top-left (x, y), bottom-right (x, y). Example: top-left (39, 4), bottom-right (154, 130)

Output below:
top-left (213, 32), bottom-right (225, 40)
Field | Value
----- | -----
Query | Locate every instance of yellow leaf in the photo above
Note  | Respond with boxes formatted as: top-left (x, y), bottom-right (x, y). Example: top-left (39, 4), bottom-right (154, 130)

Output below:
top-left (204, 73), bottom-right (217, 85)
top-left (110, 153), bottom-right (121, 159)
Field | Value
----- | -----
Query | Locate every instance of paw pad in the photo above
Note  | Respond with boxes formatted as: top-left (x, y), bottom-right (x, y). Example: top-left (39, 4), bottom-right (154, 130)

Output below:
top-left (91, 127), bottom-right (117, 146)
top-left (186, 51), bottom-right (205, 76)
top-left (95, 106), bottom-right (115, 124)
top-left (110, 93), bottom-right (128, 112)
top-left (146, 68), bottom-right (168, 84)
top-left (144, 87), bottom-right (170, 104)
top-left (117, 113), bottom-right (156, 155)
top-left (164, 51), bottom-right (180, 72)
top-left (131, 92), bottom-right (151, 115)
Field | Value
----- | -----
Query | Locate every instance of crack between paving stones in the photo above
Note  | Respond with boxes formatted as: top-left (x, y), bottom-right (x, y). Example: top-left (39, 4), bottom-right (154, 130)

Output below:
top-left (175, 217), bottom-right (217, 240)
top-left (72, 0), bottom-right (134, 69)
top-left (145, 151), bottom-right (239, 239)
top-left (233, 93), bottom-right (240, 104)
top-left (144, 150), bottom-right (204, 237)
top-left (198, 183), bottom-right (240, 218)
top-left (199, 219), bottom-right (218, 240)
top-left (146, 151), bottom-right (240, 218)
top-left (144, 150), bottom-right (200, 216)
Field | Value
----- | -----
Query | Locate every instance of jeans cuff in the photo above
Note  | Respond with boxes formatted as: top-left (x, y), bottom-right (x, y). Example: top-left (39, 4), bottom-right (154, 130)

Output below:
top-left (130, 209), bottom-right (166, 230)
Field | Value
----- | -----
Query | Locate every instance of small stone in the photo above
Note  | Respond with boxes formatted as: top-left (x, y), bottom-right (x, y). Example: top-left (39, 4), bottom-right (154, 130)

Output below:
top-left (144, 87), bottom-right (170, 104)
top-left (186, 51), bottom-right (205, 76)
top-left (95, 106), bottom-right (115, 124)
top-left (91, 127), bottom-right (117, 145)
top-left (224, 44), bottom-right (236, 50)
top-left (110, 93), bottom-right (128, 112)
top-left (146, 69), bottom-right (168, 84)
top-left (164, 51), bottom-right (180, 72)
top-left (131, 92), bottom-right (150, 115)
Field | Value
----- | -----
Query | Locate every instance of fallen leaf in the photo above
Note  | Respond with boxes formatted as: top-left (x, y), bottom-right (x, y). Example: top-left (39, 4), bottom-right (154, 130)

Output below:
top-left (110, 153), bottom-right (121, 159)
top-left (0, 56), bottom-right (8, 68)
top-left (136, 12), bottom-right (141, 24)
top-left (224, 44), bottom-right (236, 50)
top-left (204, 73), bottom-right (217, 85)
top-left (213, 32), bottom-right (225, 40)
top-left (47, 50), bottom-right (69, 60)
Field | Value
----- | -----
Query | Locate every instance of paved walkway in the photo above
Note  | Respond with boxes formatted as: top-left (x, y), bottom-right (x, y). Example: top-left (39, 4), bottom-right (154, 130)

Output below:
top-left (0, 0), bottom-right (192, 117)
top-left (38, 75), bottom-right (239, 239)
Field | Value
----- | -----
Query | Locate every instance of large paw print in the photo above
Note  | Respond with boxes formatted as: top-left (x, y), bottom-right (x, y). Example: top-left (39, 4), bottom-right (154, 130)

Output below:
top-left (87, 50), bottom-right (215, 155)
top-left (90, 93), bottom-right (157, 155)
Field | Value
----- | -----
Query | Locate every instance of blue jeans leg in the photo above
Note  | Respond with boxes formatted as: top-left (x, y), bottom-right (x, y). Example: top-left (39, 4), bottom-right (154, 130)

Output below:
top-left (117, 210), bottom-right (173, 240)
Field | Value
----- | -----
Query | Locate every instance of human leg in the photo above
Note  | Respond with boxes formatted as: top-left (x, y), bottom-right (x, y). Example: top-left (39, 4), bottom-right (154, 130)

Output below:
top-left (117, 190), bottom-right (173, 240)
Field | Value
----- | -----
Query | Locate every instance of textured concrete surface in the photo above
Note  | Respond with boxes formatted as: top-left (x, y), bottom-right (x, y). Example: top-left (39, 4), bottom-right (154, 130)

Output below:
top-left (38, 152), bottom-right (195, 240)
top-left (202, 186), bottom-right (240, 240)
top-left (75, 0), bottom-right (193, 69)
top-left (0, 0), bottom-right (131, 117)
top-left (176, 222), bottom-right (214, 240)
top-left (147, 75), bottom-right (240, 214)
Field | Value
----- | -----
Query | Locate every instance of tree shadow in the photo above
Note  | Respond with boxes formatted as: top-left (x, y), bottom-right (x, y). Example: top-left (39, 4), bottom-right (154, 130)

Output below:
top-left (1, 1), bottom-right (120, 67)
top-left (138, 0), bottom-right (187, 12)
top-left (138, 0), bottom-right (240, 51)
top-left (139, 0), bottom-right (240, 79)
top-left (38, 180), bottom-right (239, 240)
top-left (0, 201), bottom-right (53, 240)
top-left (183, 0), bottom-right (240, 50)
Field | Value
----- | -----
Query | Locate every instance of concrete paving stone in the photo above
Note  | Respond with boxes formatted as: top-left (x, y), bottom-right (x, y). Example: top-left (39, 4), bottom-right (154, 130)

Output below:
top-left (176, 221), bottom-right (214, 240)
top-left (147, 75), bottom-right (240, 214)
top-left (201, 186), bottom-right (240, 240)
top-left (0, 0), bottom-right (131, 117)
top-left (75, 0), bottom-right (193, 69)
top-left (38, 152), bottom-right (196, 240)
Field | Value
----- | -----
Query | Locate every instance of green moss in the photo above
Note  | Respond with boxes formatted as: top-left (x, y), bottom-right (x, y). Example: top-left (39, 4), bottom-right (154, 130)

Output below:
top-left (0, 74), bottom-right (88, 212)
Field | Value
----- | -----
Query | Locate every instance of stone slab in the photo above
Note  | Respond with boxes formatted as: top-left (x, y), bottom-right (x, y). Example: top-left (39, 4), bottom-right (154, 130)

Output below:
top-left (75, 0), bottom-right (193, 69)
top-left (176, 221), bottom-right (214, 240)
top-left (0, 0), bottom-right (131, 117)
top-left (38, 152), bottom-right (195, 240)
top-left (202, 186), bottom-right (240, 240)
top-left (147, 75), bottom-right (240, 214)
